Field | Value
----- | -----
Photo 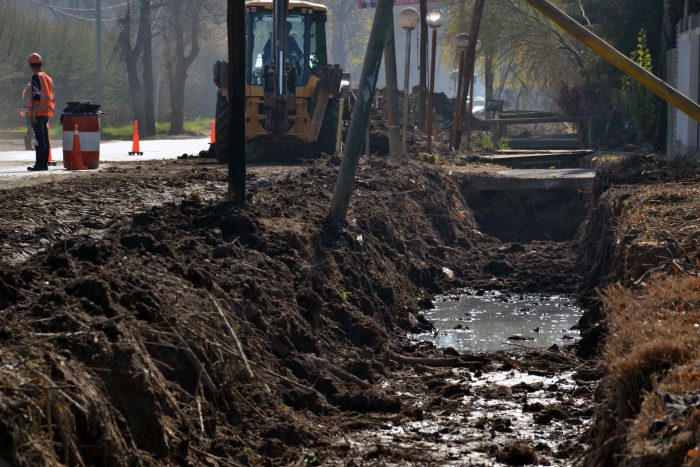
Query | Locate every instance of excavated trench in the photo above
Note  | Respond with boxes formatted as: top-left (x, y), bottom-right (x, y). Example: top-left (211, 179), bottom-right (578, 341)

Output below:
top-left (0, 157), bottom-right (608, 466)
top-left (462, 187), bottom-right (591, 243)
top-left (327, 174), bottom-right (599, 466)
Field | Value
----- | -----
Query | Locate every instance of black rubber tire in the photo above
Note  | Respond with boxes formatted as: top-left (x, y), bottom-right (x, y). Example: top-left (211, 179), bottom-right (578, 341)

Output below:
top-left (215, 92), bottom-right (229, 163)
top-left (316, 97), bottom-right (340, 156)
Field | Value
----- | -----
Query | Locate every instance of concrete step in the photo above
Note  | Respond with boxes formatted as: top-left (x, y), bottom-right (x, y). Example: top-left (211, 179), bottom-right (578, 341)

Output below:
top-left (476, 149), bottom-right (595, 168)
top-left (466, 168), bottom-right (597, 192)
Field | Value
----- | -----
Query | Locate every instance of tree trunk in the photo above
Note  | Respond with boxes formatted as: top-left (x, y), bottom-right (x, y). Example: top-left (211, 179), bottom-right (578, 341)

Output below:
top-left (167, 0), bottom-right (200, 135)
top-left (118, 1), bottom-right (146, 133)
top-left (328, 0), bottom-right (394, 224)
top-left (142, 0), bottom-right (156, 137)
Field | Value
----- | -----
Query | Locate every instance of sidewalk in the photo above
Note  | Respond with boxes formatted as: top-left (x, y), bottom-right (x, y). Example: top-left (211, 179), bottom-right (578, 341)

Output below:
top-left (0, 138), bottom-right (209, 180)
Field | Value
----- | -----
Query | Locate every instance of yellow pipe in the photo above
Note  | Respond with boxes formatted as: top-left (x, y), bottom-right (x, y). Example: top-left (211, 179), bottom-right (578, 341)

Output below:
top-left (526, 0), bottom-right (700, 125)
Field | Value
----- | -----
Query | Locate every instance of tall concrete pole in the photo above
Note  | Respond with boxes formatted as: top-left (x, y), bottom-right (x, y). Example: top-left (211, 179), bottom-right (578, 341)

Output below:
top-left (384, 14), bottom-right (401, 158)
top-left (526, 0), bottom-right (700, 125)
top-left (96, 0), bottom-right (102, 104)
top-left (418, 0), bottom-right (428, 130)
top-left (228, 0), bottom-right (246, 205)
top-left (328, 0), bottom-right (394, 224)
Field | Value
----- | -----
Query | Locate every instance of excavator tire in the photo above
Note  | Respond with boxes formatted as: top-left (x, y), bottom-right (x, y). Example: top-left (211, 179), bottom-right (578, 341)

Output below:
top-left (215, 92), bottom-right (229, 163)
top-left (316, 96), bottom-right (340, 156)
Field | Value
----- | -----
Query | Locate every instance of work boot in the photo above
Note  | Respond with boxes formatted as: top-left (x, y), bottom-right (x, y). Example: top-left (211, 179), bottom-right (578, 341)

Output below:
top-left (27, 147), bottom-right (48, 171)
top-left (40, 147), bottom-right (49, 170)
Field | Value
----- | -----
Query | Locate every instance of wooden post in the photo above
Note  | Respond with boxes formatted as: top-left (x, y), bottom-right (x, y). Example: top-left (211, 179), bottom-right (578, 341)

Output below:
top-left (402, 29), bottom-right (413, 153)
top-left (450, 49), bottom-right (466, 149)
top-left (455, 0), bottom-right (485, 147)
top-left (418, 0), bottom-right (428, 130)
top-left (228, 0), bottom-right (246, 205)
top-left (384, 13), bottom-right (401, 157)
top-left (467, 60), bottom-right (476, 143)
top-left (328, 0), bottom-right (394, 224)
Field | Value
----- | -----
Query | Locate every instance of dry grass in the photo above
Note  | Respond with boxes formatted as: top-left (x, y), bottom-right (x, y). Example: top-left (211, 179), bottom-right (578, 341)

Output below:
top-left (588, 277), bottom-right (700, 466)
top-left (612, 185), bottom-right (700, 284)
top-left (583, 179), bottom-right (700, 465)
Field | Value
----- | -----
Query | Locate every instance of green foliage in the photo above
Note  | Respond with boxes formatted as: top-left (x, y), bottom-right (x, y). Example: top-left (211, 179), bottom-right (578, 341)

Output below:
top-left (470, 133), bottom-right (495, 152)
top-left (0, 2), bottom-right (129, 128)
top-left (469, 133), bottom-right (509, 153)
top-left (620, 29), bottom-right (658, 143)
top-left (419, 152), bottom-right (442, 165)
top-left (101, 118), bottom-right (212, 140)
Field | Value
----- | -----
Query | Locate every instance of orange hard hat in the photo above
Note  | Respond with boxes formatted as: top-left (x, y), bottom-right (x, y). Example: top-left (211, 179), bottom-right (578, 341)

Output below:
top-left (27, 53), bottom-right (43, 65)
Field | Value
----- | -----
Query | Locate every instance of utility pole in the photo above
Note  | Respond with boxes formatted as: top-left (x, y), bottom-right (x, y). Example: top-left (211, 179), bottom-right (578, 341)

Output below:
top-left (384, 12), bottom-right (401, 157)
top-left (418, 0), bottom-right (428, 130)
top-left (228, 0), bottom-right (246, 205)
top-left (455, 0), bottom-right (485, 148)
top-left (96, 0), bottom-right (102, 105)
top-left (328, 0), bottom-right (394, 224)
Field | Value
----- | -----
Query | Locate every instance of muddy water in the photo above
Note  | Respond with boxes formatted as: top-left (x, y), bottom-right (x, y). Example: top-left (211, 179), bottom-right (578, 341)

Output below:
top-left (414, 290), bottom-right (582, 352)
top-left (326, 296), bottom-right (593, 465)
top-left (337, 367), bottom-right (593, 466)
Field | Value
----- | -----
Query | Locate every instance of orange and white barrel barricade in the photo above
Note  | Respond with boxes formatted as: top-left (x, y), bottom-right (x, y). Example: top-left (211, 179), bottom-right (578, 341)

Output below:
top-left (62, 112), bottom-right (100, 169)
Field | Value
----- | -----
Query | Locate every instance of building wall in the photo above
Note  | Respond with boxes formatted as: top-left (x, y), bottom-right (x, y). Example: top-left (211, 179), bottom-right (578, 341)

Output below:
top-left (671, 14), bottom-right (700, 156)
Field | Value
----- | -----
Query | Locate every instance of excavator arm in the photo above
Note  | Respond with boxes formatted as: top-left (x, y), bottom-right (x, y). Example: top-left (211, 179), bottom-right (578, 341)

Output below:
top-left (264, 0), bottom-right (296, 134)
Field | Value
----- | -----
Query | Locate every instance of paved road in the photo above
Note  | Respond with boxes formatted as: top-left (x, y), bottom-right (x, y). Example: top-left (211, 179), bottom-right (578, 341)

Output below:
top-left (0, 138), bottom-right (210, 187)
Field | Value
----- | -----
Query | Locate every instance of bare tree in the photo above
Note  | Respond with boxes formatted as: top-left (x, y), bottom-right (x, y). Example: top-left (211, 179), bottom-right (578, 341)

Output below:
top-left (118, 0), bottom-right (149, 131)
top-left (163, 0), bottom-right (221, 135)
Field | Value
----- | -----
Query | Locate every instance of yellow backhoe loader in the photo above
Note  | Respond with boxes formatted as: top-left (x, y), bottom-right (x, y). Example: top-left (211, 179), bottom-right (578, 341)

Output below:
top-left (213, 0), bottom-right (350, 160)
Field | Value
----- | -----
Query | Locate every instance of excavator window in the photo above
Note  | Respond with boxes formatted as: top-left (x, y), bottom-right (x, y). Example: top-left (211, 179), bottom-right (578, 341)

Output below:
top-left (246, 8), bottom-right (327, 86)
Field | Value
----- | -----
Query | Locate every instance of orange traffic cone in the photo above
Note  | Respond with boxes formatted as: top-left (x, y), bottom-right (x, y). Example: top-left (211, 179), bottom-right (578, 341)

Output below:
top-left (47, 123), bottom-right (56, 166)
top-left (129, 120), bottom-right (143, 155)
top-left (210, 119), bottom-right (216, 145)
top-left (70, 124), bottom-right (87, 170)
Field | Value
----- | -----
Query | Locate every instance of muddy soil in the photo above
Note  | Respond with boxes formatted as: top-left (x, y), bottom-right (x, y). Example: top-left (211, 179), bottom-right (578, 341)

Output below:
top-left (0, 161), bottom-right (301, 264)
top-left (0, 156), bottom-right (591, 466)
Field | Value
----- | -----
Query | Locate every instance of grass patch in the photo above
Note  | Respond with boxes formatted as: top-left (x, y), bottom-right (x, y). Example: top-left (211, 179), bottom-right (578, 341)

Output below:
top-left (5, 119), bottom-right (212, 141)
top-left (102, 118), bottom-right (212, 140)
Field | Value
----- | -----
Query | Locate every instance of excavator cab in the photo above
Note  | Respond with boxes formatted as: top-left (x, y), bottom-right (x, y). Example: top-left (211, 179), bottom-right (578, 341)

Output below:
top-left (214, 0), bottom-right (347, 160)
top-left (246, 6), bottom-right (328, 87)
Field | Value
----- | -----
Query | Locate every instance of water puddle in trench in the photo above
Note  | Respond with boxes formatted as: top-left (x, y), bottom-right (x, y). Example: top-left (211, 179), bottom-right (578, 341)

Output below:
top-left (323, 290), bottom-right (593, 465)
top-left (413, 290), bottom-right (582, 352)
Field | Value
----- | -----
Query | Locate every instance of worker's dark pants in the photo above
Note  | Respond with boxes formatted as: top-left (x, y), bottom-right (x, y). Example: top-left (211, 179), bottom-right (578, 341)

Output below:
top-left (32, 116), bottom-right (49, 169)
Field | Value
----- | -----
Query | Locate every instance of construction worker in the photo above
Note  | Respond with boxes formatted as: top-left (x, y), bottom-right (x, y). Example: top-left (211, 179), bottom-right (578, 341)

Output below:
top-left (262, 21), bottom-right (304, 70)
top-left (26, 53), bottom-right (55, 172)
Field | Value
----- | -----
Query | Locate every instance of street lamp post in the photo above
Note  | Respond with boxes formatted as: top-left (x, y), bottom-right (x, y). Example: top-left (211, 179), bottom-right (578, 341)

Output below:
top-left (451, 33), bottom-right (469, 149)
top-left (426, 10), bottom-right (444, 151)
top-left (399, 8), bottom-right (420, 153)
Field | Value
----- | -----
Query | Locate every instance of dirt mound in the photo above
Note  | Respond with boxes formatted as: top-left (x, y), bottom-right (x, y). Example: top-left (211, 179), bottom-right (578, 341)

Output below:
top-left (0, 157), bottom-right (491, 465)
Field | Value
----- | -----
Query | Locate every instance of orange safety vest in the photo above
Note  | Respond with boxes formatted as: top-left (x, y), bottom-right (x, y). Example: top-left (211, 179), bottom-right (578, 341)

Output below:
top-left (19, 83), bottom-right (31, 117)
top-left (29, 71), bottom-right (55, 118)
